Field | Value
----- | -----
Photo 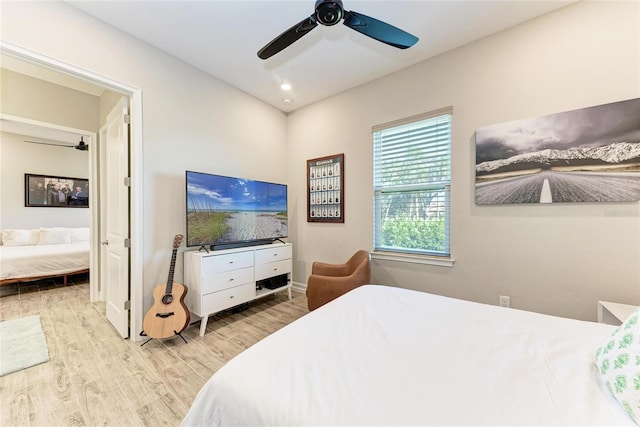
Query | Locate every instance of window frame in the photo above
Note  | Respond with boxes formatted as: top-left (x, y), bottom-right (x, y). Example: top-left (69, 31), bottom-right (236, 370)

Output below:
top-left (372, 107), bottom-right (454, 267)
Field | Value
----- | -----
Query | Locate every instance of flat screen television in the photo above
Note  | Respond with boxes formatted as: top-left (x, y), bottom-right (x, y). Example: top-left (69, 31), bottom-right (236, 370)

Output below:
top-left (185, 170), bottom-right (288, 249)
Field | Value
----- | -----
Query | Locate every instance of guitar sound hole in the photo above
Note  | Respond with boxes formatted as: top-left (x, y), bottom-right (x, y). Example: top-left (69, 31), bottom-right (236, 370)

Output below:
top-left (162, 294), bottom-right (174, 305)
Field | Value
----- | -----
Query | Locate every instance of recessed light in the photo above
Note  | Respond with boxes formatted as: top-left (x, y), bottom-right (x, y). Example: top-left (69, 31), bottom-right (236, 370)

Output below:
top-left (280, 83), bottom-right (292, 91)
top-left (282, 98), bottom-right (292, 104)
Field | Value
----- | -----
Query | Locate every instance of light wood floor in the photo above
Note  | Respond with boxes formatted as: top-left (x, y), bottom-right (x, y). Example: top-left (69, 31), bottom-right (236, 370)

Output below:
top-left (0, 276), bottom-right (308, 426)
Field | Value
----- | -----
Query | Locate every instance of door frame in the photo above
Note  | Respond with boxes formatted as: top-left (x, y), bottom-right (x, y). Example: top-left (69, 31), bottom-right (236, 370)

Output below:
top-left (1, 41), bottom-right (145, 341)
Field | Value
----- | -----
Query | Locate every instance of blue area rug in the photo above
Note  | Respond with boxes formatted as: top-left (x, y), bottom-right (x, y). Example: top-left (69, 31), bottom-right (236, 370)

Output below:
top-left (0, 315), bottom-right (49, 376)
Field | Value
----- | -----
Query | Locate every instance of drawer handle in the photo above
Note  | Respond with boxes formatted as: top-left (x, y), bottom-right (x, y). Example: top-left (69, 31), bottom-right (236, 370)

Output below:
top-left (229, 278), bottom-right (234, 282)
top-left (229, 295), bottom-right (234, 299)
top-left (273, 268), bottom-right (278, 271)
top-left (273, 253), bottom-right (278, 256)
top-left (228, 261), bottom-right (234, 264)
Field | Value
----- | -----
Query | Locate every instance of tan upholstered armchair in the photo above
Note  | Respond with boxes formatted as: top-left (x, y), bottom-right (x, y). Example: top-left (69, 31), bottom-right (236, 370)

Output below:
top-left (306, 250), bottom-right (371, 311)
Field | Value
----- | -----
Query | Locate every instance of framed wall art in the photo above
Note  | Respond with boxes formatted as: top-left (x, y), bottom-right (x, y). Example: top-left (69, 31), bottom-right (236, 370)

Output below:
top-left (307, 153), bottom-right (344, 223)
top-left (475, 97), bottom-right (640, 205)
top-left (25, 173), bottom-right (89, 208)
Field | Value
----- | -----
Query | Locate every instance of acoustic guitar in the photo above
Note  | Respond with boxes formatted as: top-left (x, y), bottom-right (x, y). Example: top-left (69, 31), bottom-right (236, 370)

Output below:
top-left (143, 234), bottom-right (190, 339)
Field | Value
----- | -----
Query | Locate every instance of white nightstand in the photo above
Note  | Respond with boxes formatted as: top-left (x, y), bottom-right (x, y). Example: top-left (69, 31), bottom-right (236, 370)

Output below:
top-left (597, 301), bottom-right (638, 325)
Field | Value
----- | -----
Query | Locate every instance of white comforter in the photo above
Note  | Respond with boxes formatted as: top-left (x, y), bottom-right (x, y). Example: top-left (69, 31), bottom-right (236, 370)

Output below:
top-left (0, 242), bottom-right (90, 281)
top-left (182, 284), bottom-right (631, 426)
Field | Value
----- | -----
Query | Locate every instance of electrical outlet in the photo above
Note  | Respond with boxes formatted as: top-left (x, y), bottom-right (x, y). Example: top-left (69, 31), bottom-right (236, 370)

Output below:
top-left (499, 295), bottom-right (511, 308)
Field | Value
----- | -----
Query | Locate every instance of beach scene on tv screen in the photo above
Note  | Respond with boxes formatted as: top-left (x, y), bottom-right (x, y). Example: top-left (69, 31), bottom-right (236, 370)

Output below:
top-left (187, 172), bottom-right (287, 246)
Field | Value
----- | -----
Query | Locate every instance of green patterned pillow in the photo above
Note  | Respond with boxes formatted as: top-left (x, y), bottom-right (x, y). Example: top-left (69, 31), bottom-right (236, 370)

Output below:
top-left (594, 307), bottom-right (640, 424)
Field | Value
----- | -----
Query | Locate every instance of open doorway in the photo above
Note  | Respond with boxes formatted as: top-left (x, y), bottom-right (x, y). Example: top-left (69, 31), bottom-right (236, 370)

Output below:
top-left (1, 42), bottom-right (143, 340)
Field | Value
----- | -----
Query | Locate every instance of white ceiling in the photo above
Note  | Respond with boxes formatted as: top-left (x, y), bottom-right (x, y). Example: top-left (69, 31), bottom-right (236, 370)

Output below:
top-left (63, 0), bottom-right (576, 113)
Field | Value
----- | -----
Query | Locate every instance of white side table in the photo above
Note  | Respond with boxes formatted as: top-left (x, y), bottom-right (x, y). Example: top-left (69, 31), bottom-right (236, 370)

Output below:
top-left (597, 301), bottom-right (638, 325)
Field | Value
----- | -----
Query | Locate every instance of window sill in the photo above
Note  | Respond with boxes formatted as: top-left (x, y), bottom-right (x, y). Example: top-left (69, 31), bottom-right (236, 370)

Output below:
top-left (371, 251), bottom-right (454, 268)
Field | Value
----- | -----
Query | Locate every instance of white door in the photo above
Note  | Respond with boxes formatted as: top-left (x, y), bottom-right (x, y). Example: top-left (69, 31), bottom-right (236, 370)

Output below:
top-left (103, 97), bottom-right (130, 338)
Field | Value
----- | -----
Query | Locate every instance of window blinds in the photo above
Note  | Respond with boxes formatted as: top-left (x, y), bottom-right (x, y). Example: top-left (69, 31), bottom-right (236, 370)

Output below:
top-left (373, 111), bottom-right (452, 256)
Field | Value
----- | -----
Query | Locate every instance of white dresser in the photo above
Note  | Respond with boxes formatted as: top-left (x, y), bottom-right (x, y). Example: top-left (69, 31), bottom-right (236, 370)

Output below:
top-left (184, 242), bottom-right (292, 336)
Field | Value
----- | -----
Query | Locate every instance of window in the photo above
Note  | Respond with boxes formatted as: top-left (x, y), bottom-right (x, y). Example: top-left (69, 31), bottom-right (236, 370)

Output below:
top-left (373, 108), bottom-right (452, 258)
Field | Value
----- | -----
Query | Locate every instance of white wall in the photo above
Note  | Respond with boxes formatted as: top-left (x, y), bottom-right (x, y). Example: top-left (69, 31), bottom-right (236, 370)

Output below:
top-left (0, 69), bottom-right (96, 229)
top-left (0, 1), bottom-right (288, 321)
top-left (0, 131), bottom-right (90, 228)
top-left (287, 0), bottom-right (640, 321)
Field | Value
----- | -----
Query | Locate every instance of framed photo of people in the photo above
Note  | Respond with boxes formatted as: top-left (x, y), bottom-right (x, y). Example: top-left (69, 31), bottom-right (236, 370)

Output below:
top-left (307, 153), bottom-right (344, 223)
top-left (25, 173), bottom-right (89, 208)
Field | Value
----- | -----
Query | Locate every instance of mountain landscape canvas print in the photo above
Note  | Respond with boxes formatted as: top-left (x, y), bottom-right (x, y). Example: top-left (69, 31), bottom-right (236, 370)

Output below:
top-left (475, 98), bottom-right (640, 204)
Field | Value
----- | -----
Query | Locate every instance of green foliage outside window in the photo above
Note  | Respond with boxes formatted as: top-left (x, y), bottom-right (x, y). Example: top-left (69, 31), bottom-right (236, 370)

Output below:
top-left (373, 110), bottom-right (452, 256)
top-left (380, 216), bottom-right (446, 252)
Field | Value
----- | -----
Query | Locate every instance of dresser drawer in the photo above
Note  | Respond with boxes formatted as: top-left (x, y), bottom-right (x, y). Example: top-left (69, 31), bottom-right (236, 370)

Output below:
top-left (202, 251), bottom-right (253, 274)
top-left (255, 258), bottom-right (292, 281)
top-left (202, 283), bottom-right (254, 315)
top-left (202, 266), bottom-right (253, 294)
top-left (255, 245), bottom-right (292, 264)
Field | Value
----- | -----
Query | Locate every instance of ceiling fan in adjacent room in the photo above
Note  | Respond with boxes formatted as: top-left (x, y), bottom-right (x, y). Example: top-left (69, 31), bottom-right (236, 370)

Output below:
top-left (25, 136), bottom-right (89, 151)
top-left (257, 0), bottom-right (419, 59)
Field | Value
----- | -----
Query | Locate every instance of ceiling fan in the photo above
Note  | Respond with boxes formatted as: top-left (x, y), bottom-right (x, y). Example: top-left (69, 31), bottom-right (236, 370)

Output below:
top-left (257, 0), bottom-right (419, 60)
top-left (25, 136), bottom-right (89, 151)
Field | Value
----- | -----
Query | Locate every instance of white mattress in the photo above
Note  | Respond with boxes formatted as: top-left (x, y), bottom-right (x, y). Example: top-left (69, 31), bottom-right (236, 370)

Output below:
top-left (182, 284), bottom-right (632, 426)
top-left (0, 242), bottom-right (90, 281)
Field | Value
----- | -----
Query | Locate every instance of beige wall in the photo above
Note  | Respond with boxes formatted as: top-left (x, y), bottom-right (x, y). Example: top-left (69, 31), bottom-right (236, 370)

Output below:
top-left (0, 68), bottom-right (100, 130)
top-left (99, 91), bottom-right (124, 128)
top-left (286, 0), bottom-right (640, 321)
top-left (0, 131), bottom-right (91, 229)
top-left (0, 69), bottom-right (97, 228)
top-left (1, 1), bottom-right (638, 324)
top-left (0, 1), bottom-right (288, 320)
top-left (0, 68), bottom-right (128, 230)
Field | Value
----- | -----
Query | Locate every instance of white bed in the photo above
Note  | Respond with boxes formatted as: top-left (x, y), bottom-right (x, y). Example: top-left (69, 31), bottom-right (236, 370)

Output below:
top-left (0, 228), bottom-right (90, 285)
top-left (182, 284), bottom-right (634, 426)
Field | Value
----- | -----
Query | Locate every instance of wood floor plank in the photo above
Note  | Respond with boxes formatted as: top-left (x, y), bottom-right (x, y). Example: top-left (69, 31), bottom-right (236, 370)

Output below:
top-left (1, 387), bottom-right (29, 426)
top-left (104, 345), bottom-right (174, 408)
top-left (0, 372), bottom-right (29, 426)
top-left (0, 280), bottom-right (308, 426)
top-left (75, 376), bottom-right (134, 426)
top-left (137, 342), bottom-right (206, 410)
top-left (0, 294), bottom-right (21, 321)
top-left (163, 335), bottom-right (226, 381)
top-left (112, 369), bottom-right (170, 410)
top-left (200, 328), bottom-right (248, 362)
top-left (136, 392), bottom-right (185, 427)
top-left (27, 367), bottom-right (87, 426)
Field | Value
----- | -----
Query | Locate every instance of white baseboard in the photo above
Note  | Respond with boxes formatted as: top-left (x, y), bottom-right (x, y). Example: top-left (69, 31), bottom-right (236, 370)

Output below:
top-left (292, 281), bottom-right (307, 294)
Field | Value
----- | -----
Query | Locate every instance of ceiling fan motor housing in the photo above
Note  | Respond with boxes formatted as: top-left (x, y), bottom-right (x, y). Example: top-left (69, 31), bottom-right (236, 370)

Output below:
top-left (315, 0), bottom-right (343, 26)
top-left (257, 0), bottom-right (417, 60)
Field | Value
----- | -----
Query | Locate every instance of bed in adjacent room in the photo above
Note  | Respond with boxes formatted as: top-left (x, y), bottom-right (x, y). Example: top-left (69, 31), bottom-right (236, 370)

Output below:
top-left (0, 227), bottom-right (90, 285)
top-left (182, 284), bottom-right (637, 426)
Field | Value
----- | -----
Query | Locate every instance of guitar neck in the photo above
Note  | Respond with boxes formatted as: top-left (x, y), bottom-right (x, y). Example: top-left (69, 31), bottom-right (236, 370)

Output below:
top-left (165, 248), bottom-right (178, 294)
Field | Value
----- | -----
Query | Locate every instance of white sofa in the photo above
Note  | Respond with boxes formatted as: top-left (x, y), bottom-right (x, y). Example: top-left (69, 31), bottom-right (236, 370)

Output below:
top-left (0, 227), bottom-right (90, 285)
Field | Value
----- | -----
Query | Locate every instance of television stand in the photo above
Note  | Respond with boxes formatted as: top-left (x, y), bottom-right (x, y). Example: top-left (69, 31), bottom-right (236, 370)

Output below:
top-left (184, 242), bottom-right (293, 336)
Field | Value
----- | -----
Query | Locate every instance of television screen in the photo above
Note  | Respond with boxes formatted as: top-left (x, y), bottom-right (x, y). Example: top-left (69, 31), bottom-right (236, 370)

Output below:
top-left (186, 171), bottom-right (288, 248)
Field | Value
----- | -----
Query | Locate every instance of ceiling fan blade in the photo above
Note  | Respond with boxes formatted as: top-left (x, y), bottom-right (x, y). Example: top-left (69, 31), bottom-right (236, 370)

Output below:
top-left (258, 15), bottom-right (318, 59)
top-left (25, 140), bottom-right (74, 148)
top-left (343, 10), bottom-right (418, 49)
